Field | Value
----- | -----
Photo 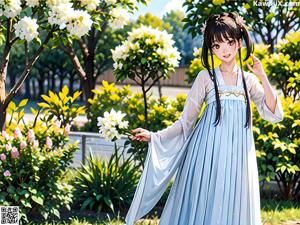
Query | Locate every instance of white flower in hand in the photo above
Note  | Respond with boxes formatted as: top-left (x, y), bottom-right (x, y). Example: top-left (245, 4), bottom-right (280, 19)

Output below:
top-left (97, 108), bottom-right (132, 142)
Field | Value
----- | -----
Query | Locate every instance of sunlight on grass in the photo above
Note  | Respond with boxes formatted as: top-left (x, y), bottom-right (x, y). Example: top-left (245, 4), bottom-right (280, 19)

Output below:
top-left (261, 200), bottom-right (300, 225)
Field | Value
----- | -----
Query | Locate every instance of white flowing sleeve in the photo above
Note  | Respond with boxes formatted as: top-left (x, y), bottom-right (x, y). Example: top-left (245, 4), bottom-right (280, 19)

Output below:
top-left (125, 71), bottom-right (207, 225)
top-left (248, 72), bottom-right (284, 124)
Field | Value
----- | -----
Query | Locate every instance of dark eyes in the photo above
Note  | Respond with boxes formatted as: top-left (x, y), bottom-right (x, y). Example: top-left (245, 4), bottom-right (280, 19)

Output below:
top-left (228, 40), bottom-right (235, 45)
top-left (212, 40), bottom-right (235, 49)
top-left (213, 44), bottom-right (220, 49)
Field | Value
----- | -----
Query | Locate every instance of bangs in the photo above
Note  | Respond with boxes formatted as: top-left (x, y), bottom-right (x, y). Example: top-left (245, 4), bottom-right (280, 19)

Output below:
top-left (205, 22), bottom-right (241, 48)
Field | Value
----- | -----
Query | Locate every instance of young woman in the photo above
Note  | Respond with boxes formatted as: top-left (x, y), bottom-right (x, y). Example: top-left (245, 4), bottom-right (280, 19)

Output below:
top-left (125, 11), bottom-right (284, 225)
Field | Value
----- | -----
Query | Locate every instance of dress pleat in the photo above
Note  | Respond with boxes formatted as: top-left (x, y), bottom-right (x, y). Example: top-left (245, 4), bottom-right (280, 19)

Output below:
top-left (125, 66), bottom-right (284, 225)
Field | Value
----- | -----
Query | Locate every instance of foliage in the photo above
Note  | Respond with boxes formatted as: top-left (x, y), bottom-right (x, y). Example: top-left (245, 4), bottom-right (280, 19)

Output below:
top-left (0, 86), bottom-right (85, 223)
top-left (112, 25), bottom-right (181, 82)
top-left (182, 0), bottom-right (300, 52)
top-left (134, 12), bottom-right (172, 32)
top-left (163, 10), bottom-right (202, 66)
top-left (37, 85), bottom-right (85, 127)
top-left (254, 97), bottom-right (300, 200)
top-left (263, 31), bottom-right (300, 100)
top-left (71, 144), bottom-right (141, 214)
top-left (84, 80), bottom-right (207, 168)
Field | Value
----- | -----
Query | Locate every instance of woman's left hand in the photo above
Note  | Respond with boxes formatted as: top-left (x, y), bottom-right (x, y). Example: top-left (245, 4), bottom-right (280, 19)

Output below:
top-left (246, 53), bottom-right (266, 79)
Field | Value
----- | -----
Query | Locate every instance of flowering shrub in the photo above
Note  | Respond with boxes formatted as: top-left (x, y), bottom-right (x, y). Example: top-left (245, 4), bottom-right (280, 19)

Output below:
top-left (0, 86), bottom-right (85, 223)
top-left (111, 25), bottom-right (181, 79)
top-left (254, 97), bottom-right (300, 200)
top-left (111, 25), bottom-right (181, 126)
top-left (0, 0), bottom-right (98, 42)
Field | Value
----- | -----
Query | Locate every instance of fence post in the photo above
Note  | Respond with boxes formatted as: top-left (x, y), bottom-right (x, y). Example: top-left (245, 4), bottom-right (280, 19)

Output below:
top-left (82, 135), bottom-right (86, 165)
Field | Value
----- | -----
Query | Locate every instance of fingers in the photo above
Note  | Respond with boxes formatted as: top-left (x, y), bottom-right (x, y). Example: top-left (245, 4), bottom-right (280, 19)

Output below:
top-left (131, 127), bottom-right (143, 133)
top-left (129, 132), bottom-right (148, 141)
top-left (250, 53), bottom-right (260, 63)
top-left (129, 128), bottom-right (150, 141)
top-left (246, 62), bottom-right (252, 72)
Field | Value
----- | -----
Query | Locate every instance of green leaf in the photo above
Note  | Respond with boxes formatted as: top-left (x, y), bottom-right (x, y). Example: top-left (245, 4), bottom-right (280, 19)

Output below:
top-left (19, 99), bottom-right (28, 107)
top-left (141, 58), bottom-right (147, 64)
top-left (265, 13), bottom-right (274, 23)
top-left (31, 195), bottom-right (44, 205)
top-left (52, 208), bottom-right (60, 218)
top-left (7, 186), bottom-right (15, 194)
top-left (103, 196), bottom-right (114, 212)
top-left (29, 187), bottom-right (37, 194)
top-left (280, 165), bottom-right (286, 173)
top-left (81, 197), bottom-right (93, 210)
top-left (21, 199), bottom-right (32, 208)
top-left (96, 194), bottom-right (102, 201)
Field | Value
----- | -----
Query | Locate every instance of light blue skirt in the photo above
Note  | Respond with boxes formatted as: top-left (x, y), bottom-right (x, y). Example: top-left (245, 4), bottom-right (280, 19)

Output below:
top-left (125, 85), bottom-right (262, 225)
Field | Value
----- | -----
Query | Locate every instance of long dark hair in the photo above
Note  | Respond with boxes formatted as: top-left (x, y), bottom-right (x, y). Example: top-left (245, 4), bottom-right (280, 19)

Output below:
top-left (200, 11), bottom-right (254, 128)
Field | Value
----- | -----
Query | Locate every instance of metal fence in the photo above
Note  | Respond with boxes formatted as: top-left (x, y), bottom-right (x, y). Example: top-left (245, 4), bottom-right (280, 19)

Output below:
top-left (68, 131), bottom-right (130, 168)
top-left (68, 131), bottom-right (294, 194)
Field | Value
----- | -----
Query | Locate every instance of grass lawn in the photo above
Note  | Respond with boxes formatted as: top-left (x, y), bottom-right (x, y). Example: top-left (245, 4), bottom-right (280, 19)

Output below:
top-left (26, 161), bottom-right (300, 225)
top-left (26, 199), bottom-right (300, 225)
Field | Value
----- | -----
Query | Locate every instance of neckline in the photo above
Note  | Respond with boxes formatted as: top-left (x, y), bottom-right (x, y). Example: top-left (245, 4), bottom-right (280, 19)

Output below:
top-left (215, 65), bottom-right (241, 87)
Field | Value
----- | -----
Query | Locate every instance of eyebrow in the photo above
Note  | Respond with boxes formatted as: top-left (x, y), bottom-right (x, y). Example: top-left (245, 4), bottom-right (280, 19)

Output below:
top-left (212, 38), bottom-right (234, 45)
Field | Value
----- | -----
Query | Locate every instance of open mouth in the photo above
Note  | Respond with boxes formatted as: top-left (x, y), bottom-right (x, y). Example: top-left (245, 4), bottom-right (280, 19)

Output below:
top-left (223, 54), bottom-right (231, 58)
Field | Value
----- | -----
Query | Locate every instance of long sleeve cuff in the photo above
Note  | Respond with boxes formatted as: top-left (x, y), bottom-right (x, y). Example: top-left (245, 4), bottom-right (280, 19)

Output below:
top-left (261, 94), bottom-right (284, 124)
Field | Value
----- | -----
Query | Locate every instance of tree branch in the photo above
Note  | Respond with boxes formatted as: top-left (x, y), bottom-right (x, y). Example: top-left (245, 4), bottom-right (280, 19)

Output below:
top-left (145, 74), bottom-right (164, 93)
top-left (59, 43), bottom-right (87, 80)
top-left (77, 38), bottom-right (89, 60)
top-left (3, 29), bottom-right (55, 108)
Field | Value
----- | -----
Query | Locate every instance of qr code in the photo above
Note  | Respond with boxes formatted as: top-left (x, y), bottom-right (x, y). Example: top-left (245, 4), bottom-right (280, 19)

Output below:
top-left (0, 206), bottom-right (19, 225)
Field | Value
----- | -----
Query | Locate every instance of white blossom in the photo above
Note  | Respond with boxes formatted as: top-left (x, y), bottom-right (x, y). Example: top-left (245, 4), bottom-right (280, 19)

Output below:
top-left (26, 0), bottom-right (39, 7)
top-left (108, 7), bottom-right (129, 30)
top-left (47, 3), bottom-right (73, 28)
top-left (14, 16), bottom-right (39, 42)
top-left (65, 9), bottom-right (93, 38)
top-left (112, 25), bottom-right (181, 68)
top-left (97, 108), bottom-right (129, 142)
top-left (80, 0), bottom-right (99, 10)
top-left (104, 0), bottom-right (116, 5)
top-left (111, 43), bottom-right (130, 62)
top-left (0, 0), bottom-right (22, 18)
top-left (46, 0), bottom-right (69, 8)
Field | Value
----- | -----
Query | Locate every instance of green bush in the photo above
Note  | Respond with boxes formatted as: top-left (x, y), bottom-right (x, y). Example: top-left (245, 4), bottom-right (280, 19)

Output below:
top-left (0, 86), bottom-right (85, 223)
top-left (254, 97), bottom-right (299, 200)
top-left (71, 144), bottom-right (141, 214)
top-left (83, 80), bottom-right (196, 167)
top-left (263, 31), bottom-right (300, 100)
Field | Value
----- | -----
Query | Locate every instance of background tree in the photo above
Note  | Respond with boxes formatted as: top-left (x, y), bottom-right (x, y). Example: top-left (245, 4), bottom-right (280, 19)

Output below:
top-left (0, 0), bottom-right (106, 129)
top-left (111, 25), bottom-right (181, 128)
top-left (163, 10), bottom-right (202, 66)
top-left (183, 0), bottom-right (300, 53)
top-left (58, 0), bottom-right (150, 113)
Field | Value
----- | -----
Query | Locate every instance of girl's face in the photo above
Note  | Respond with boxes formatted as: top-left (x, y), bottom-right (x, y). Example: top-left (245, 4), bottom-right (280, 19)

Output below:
top-left (211, 37), bottom-right (242, 62)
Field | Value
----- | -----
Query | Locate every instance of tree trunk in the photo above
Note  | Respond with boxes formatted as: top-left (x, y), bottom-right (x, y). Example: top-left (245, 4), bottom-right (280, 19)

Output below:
top-left (82, 30), bottom-right (97, 111)
top-left (157, 79), bottom-right (162, 99)
top-left (81, 75), bottom-right (95, 112)
top-left (0, 39), bottom-right (11, 130)
top-left (24, 77), bottom-right (31, 98)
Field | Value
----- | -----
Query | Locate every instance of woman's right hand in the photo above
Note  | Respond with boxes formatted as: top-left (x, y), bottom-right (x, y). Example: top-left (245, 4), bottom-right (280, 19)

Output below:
top-left (129, 127), bottom-right (151, 142)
